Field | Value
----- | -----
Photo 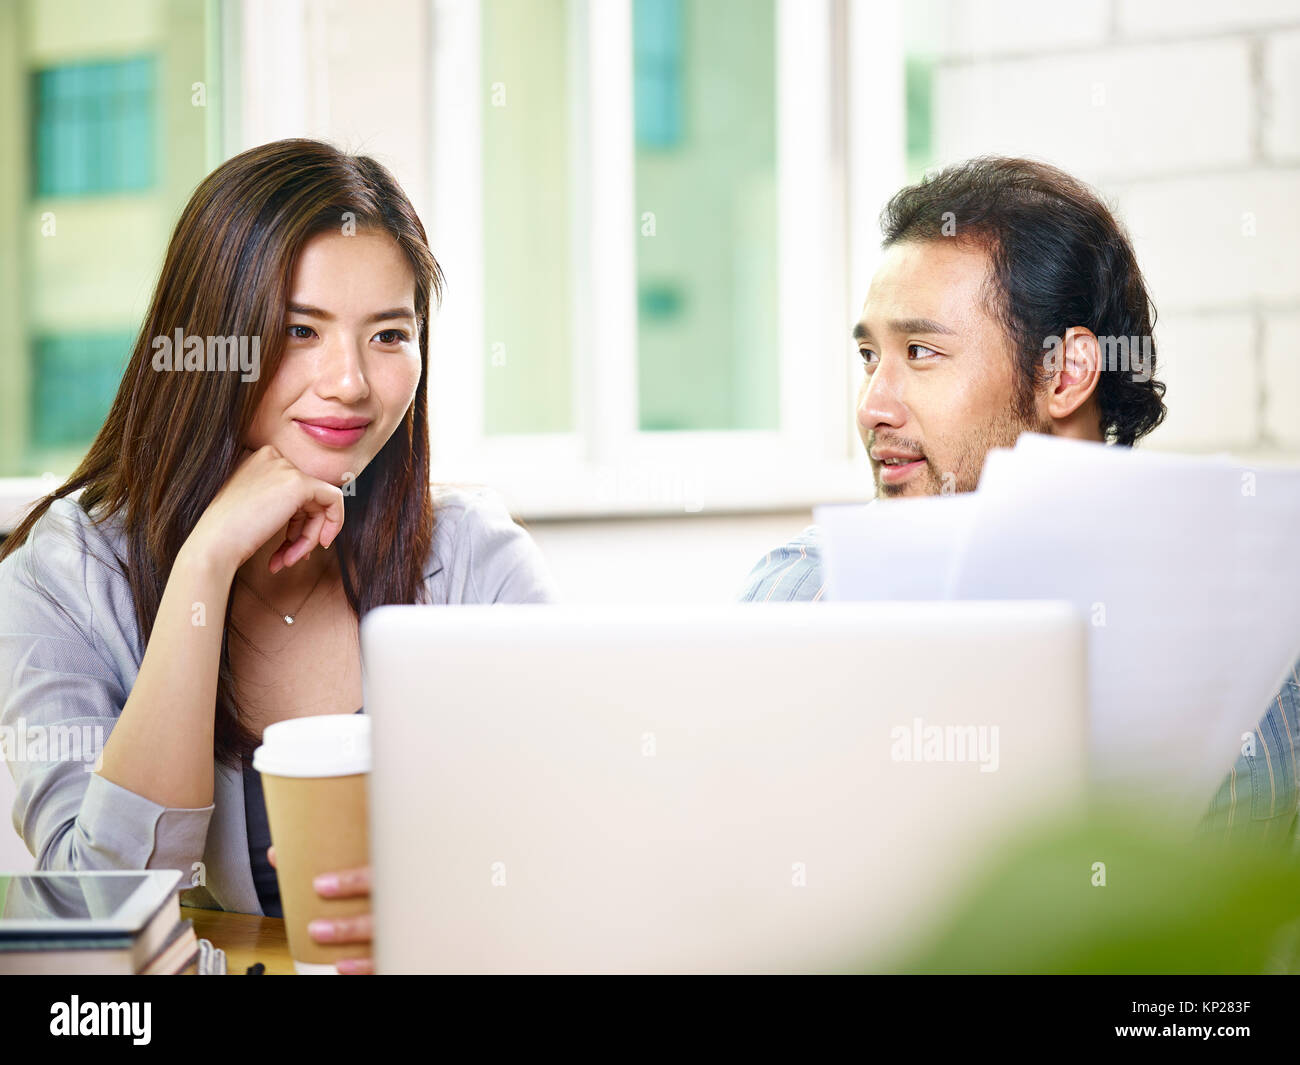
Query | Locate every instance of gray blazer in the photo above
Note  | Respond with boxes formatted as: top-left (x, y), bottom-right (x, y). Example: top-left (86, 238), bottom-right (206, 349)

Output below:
top-left (0, 487), bottom-right (558, 915)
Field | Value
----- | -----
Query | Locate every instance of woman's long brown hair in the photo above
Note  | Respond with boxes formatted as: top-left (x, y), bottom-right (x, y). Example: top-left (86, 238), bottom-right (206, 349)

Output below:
top-left (0, 138), bottom-right (443, 769)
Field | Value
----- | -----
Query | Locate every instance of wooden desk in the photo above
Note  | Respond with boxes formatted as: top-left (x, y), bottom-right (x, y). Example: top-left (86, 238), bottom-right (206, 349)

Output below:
top-left (182, 905), bottom-right (295, 975)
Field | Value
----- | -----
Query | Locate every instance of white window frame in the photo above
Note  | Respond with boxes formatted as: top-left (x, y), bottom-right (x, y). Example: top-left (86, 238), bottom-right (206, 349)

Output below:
top-left (425, 0), bottom-right (904, 519)
top-left (0, 0), bottom-right (906, 532)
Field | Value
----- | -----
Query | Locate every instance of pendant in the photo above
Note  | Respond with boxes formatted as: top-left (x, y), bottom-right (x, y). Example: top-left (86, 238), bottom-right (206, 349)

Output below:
top-left (284, 615), bottom-right (294, 625)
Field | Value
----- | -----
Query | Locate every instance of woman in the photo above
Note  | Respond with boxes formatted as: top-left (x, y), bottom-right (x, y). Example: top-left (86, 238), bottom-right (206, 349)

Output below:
top-left (0, 139), bottom-right (557, 973)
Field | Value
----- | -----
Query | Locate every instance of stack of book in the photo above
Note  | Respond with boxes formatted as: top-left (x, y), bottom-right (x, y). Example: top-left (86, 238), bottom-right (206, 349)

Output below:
top-left (0, 869), bottom-right (199, 974)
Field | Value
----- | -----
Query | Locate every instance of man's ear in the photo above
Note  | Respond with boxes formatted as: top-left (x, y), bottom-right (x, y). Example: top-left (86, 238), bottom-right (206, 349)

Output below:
top-left (1045, 326), bottom-right (1101, 421)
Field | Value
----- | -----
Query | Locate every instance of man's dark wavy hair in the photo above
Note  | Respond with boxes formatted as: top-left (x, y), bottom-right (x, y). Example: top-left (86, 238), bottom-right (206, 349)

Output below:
top-left (879, 156), bottom-right (1167, 446)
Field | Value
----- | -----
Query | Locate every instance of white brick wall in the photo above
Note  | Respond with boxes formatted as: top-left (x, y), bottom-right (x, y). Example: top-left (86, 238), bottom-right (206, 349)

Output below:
top-left (1144, 312), bottom-right (1259, 450)
top-left (910, 0), bottom-right (1111, 58)
top-left (1262, 311), bottom-right (1300, 447)
top-left (934, 40), bottom-right (1254, 183)
top-left (925, 1), bottom-right (1300, 455)
top-left (1264, 30), bottom-right (1300, 159)
top-left (1119, 0), bottom-right (1300, 38)
top-left (1112, 172), bottom-right (1300, 311)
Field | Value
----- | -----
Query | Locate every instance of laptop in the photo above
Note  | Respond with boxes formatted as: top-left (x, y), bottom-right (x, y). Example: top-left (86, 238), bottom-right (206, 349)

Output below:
top-left (361, 602), bottom-right (1087, 973)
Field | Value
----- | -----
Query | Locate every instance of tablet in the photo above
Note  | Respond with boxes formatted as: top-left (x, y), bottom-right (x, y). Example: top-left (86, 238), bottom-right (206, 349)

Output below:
top-left (0, 870), bottom-right (181, 936)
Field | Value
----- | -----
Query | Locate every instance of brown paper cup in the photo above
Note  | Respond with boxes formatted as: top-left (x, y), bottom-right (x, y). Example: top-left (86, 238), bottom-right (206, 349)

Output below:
top-left (252, 714), bottom-right (371, 975)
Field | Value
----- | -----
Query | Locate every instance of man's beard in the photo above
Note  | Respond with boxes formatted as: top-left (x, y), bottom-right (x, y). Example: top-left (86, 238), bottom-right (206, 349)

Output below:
top-left (874, 402), bottom-right (1052, 498)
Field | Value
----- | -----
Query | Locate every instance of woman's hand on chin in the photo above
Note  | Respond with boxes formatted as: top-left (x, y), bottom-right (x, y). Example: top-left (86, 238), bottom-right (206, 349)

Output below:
top-left (184, 445), bottom-right (346, 578)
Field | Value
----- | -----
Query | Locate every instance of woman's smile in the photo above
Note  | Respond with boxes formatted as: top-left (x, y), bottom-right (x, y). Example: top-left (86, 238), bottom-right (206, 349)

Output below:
top-left (293, 416), bottom-right (371, 448)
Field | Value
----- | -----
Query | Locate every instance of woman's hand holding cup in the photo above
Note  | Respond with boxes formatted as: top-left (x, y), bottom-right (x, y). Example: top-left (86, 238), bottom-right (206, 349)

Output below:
top-left (268, 845), bottom-right (373, 975)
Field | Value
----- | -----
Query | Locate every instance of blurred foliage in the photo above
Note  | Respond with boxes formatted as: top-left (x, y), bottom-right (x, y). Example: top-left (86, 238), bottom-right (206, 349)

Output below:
top-left (896, 801), bottom-right (1300, 974)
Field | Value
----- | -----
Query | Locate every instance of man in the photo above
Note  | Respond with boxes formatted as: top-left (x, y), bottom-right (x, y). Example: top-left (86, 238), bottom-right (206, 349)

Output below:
top-left (739, 156), bottom-right (1300, 843)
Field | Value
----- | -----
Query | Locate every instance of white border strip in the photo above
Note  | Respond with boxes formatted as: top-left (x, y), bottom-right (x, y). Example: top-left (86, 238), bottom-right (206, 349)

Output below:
top-left (585, 0), bottom-right (638, 461)
top-left (427, 0), bottom-right (485, 463)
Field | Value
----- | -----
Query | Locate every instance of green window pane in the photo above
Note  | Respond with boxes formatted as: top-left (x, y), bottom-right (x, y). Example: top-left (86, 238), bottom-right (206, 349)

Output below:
top-left (30, 333), bottom-right (133, 448)
top-left (481, 0), bottom-right (574, 435)
top-left (31, 55), bottom-right (156, 197)
top-left (905, 55), bottom-right (934, 182)
top-left (633, 0), bottom-right (778, 432)
top-left (634, 0), bottom-right (683, 148)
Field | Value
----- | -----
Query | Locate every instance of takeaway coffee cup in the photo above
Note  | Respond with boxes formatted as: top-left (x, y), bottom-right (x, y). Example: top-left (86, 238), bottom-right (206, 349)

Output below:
top-left (252, 714), bottom-right (371, 975)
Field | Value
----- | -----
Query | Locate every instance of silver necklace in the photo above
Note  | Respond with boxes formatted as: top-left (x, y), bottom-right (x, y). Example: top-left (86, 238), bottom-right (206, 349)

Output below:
top-left (236, 563), bottom-right (330, 625)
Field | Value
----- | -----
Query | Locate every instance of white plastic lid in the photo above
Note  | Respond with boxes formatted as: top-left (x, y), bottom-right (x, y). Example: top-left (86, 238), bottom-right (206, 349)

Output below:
top-left (251, 714), bottom-right (371, 778)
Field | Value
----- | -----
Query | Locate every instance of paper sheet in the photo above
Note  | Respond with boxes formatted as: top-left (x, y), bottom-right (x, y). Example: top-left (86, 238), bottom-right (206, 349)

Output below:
top-left (819, 434), bottom-right (1300, 811)
top-left (818, 495), bottom-right (981, 602)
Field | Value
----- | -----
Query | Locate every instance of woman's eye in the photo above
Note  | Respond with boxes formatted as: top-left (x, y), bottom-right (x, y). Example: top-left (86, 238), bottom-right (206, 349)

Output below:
top-left (287, 325), bottom-right (315, 340)
top-left (375, 329), bottom-right (409, 345)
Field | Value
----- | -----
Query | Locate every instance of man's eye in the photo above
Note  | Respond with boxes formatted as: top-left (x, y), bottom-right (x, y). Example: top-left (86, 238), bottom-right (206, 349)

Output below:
top-left (287, 325), bottom-right (315, 340)
top-left (375, 329), bottom-right (409, 344)
top-left (909, 344), bottom-right (938, 359)
top-left (858, 348), bottom-right (877, 367)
